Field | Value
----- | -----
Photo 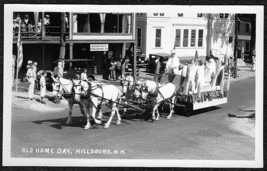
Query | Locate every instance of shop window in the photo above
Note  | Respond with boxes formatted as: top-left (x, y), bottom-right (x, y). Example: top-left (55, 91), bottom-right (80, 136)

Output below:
top-left (191, 29), bottom-right (196, 47)
top-left (155, 29), bottom-right (161, 47)
top-left (198, 29), bottom-right (203, 47)
top-left (183, 29), bottom-right (189, 47)
top-left (137, 27), bottom-right (142, 47)
top-left (174, 29), bottom-right (181, 47)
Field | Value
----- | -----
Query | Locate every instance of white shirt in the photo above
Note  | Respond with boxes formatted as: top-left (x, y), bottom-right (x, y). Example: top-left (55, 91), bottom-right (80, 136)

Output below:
top-left (205, 58), bottom-right (216, 75)
top-left (40, 75), bottom-right (46, 87)
top-left (81, 72), bottom-right (88, 81)
top-left (172, 56), bottom-right (180, 74)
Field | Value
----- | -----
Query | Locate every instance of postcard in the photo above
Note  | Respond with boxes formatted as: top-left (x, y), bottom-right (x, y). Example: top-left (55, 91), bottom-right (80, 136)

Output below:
top-left (3, 4), bottom-right (263, 168)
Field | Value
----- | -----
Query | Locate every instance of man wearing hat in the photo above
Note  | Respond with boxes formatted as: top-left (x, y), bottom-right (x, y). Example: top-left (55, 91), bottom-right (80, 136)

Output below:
top-left (165, 49), bottom-right (181, 74)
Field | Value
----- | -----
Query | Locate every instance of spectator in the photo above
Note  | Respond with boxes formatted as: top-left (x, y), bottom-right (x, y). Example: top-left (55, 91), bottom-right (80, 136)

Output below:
top-left (39, 71), bottom-right (47, 104)
top-left (154, 57), bottom-right (164, 82)
top-left (44, 15), bottom-right (50, 25)
top-left (115, 59), bottom-right (122, 80)
top-left (109, 57), bottom-right (117, 80)
top-left (53, 61), bottom-right (64, 78)
top-left (27, 60), bottom-right (33, 71)
top-left (32, 62), bottom-right (39, 90)
top-left (44, 14), bottom-right (50, 35)
top-left (23, 14), bottom-right (31, 27)
top-left (81, 69), bottom-right (88, 81)
top-left (26, 64), bottom-right (35, 100)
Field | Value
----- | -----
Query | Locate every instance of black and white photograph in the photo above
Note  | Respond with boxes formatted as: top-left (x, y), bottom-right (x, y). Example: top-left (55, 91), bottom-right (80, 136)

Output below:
top-left (2, 4), bottom-right (264, 168)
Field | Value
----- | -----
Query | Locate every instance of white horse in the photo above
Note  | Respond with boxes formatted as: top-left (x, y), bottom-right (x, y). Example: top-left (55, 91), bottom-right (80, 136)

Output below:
top-left (132, 77), bottom-right (177, 121)
top-left (73, 80), bottom-right (122, 129)
top-left (120, 74), bottom-right (141, 114)
top-left (51, 76), bottom-right (85, 126)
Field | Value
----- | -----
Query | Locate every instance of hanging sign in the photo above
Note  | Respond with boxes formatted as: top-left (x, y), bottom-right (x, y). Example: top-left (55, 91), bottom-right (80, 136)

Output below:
top-left (90, 44), bottom-right (109, 51)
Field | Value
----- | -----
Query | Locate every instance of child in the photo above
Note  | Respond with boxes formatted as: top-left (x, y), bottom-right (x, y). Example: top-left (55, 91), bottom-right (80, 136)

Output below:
top-left (81, 69), bottom-right (88, 81)
top-left (40, 71), bottom-right (47, 104)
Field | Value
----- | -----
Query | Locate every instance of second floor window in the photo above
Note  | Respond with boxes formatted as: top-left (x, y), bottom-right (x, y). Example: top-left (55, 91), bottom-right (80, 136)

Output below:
top-left (155, 29), bottom-right (161, 47)
top-left (174, 29), bottom-right (181, 47)
top-left (191, 29), bottom-right (196, 47)
top-left (183, 29), bottom-right (189, 47)
top-left (198, 29), bottom-right (203, 47)
top-left (73, 13), bottom-right (132, 34)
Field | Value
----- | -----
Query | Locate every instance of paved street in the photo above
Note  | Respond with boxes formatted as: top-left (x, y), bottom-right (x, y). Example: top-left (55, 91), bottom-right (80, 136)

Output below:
top-left (10, 75), bottom-right (255, 160)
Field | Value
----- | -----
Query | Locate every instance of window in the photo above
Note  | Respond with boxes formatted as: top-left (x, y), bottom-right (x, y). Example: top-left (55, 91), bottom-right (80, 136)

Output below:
top-left (220, 13), bottom-right (224, 18)
top-left (155, 29), bottom-right (161, 47)
top-left (137, 27), bottom-right (142, 48)
top-left (74, 13), bottom-right (132, 34)
top-left (174, 29), bottom-right (181, 47)
top-left (183, 29), bottom-right (189, 47)
top-left (237, 21), bottom-right (240, 31)
top-left (198, 29), bottom-right (203, 47)
top-left (191, 29), bottom-right (196, 47)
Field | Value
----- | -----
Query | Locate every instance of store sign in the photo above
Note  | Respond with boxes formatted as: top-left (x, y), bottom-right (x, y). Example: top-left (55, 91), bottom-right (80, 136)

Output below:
top-left (90, 44), bottom-right (109, 51)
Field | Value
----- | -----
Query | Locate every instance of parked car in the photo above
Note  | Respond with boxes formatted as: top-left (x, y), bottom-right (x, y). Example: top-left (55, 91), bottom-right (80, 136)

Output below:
top-left (146, 53), bottom-right (171, 73)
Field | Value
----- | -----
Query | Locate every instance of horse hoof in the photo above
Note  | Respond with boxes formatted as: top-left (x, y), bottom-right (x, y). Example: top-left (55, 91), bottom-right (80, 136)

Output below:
top-left (104, 124), bottom-right (110, 129)
top-left (155, 117), bottom-right (159, 121)
top-left (84, 126), bottom-right (90, 130)
top-left (94, 119), bottom-right (102, 125)
top-left (65, 121), bottom-right (72, 126)
top-left (166, 116), bottom-right (171, 120)
top-left (116, 122), bottom-right (121, 126)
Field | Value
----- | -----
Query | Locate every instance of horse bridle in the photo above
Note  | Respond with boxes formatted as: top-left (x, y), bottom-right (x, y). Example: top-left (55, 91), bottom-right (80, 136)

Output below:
top-left (52, 82), bottom-right (62, 96)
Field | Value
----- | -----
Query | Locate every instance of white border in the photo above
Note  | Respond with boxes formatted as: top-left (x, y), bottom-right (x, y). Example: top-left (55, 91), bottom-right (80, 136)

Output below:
top-left (3, 4), bottom-right (264, 168)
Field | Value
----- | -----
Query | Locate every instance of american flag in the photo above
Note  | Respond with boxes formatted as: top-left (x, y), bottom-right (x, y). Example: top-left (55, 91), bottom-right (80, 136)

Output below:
top-left (17, 21), bottom-right (23, 72)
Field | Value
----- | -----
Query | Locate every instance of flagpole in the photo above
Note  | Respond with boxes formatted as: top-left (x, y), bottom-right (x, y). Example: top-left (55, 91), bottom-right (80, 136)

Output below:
top-left (15, 20), bottom-right (21, 98)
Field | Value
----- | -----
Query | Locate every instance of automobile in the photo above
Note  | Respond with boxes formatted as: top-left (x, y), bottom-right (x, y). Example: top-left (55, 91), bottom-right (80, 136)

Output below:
top-left (137, 52), bottom-right (148, 65)
top-left (146, 53), bottom-right (171, 73)
top-left (54, 59), bottom-right (95, 79)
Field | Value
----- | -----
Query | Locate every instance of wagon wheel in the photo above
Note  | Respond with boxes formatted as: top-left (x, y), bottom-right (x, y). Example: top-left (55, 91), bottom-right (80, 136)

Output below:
top-left (183, 103), bottom-right (193, 117)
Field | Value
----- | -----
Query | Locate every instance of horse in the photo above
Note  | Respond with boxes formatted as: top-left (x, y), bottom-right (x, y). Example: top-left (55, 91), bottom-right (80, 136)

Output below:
top-left (51, 76), bottom-right (86, 126)
top-left (73, 80), bottom-right (123, 129)
top-left (123, 74), bottom-right (176, 121)
top-left (135, 79), bottom-right (176, 121)
top-left (120, 74), bottom-right (141, 114)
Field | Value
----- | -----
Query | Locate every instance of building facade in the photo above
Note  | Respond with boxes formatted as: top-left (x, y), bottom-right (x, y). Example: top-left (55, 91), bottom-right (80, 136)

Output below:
top-left (137, 13), bottom-right (236, 61)
top-left (13, 12), bottom-right (138, 78)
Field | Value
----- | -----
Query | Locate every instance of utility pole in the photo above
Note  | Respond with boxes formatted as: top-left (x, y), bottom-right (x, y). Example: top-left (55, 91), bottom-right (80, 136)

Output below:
top-left (234, 14), bottom-right (238, 78)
